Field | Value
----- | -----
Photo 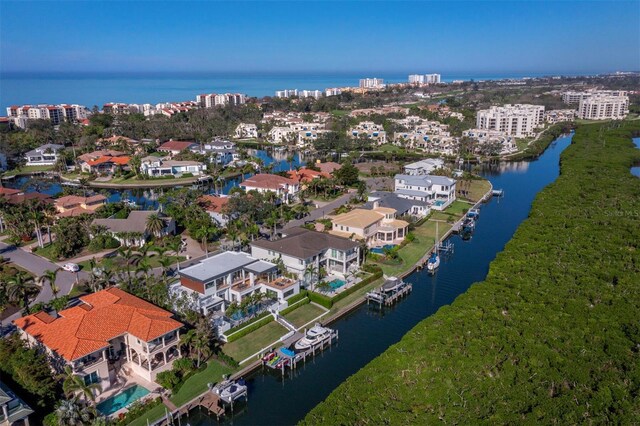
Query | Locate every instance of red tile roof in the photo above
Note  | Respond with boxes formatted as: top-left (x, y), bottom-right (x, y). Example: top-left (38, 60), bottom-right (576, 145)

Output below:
top-left (198, 195), bottom-right (229, 213)
top-left (14, 288), bottom-right (182, 362)
top-left (241, 173), bottom-right (298, 191)
top-left (287, 167), bottom-right (331, 183)
top-left (158, 140), bottom-right (197, 152)
top-left (0, 187), bottom-right (22, 196)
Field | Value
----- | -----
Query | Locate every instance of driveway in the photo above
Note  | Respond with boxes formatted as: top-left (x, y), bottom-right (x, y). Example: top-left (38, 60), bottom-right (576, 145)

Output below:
top-left (0, 242), bottom-right (88, 323)
top-left (284, 191), bottom-right (355, 230)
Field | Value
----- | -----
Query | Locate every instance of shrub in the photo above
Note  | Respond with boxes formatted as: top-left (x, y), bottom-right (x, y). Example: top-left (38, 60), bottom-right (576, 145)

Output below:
top-left (156, 370), bottom-right (180, 390)
top-left (287, 289), bottom-right (308, 305)
top-left (332, 269), bottom-right (383, 304)
top-left (172, 358), bottom-right (194, 374)
top-left (181, 172), bottom-right (194, 178)
top-left (216, 351), bottom-right (240, 368)
top-left (308, 291), bottom-right (333, 309)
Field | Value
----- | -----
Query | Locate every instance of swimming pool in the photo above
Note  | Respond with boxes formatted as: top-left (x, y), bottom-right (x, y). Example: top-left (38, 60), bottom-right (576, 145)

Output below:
top-left (97, 385), bottom-right (150, 416)
top-left (433, 200), bottom-right (446, 207)
top-left (370, 244), bottom-right (397, 254)
top-left (328, 279), bottom-right (346, 290)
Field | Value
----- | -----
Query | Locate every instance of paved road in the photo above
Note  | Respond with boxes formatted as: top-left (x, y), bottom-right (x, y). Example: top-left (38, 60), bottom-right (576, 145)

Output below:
top-left (0, 242), bottom-right (88, 323)
top-left (283, 191), bottom-right (355, 230)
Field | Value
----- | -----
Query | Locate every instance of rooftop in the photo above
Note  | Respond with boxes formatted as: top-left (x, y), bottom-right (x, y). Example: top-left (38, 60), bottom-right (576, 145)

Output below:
top-left (252, 228), bottom-right (359, 259)
top-left (198, 195), bottom-right (229, 213)
top-left (14, 288), bottom-right (182, 362)
top-left (180, 251), bottom-right (276, 283)
top-left (158, 140), bottom-right (198, 152)
top-left (331, 208), bottom-right (388, 229)
top-left (92, 210), bottom-right (169, 234)
top-left (241, 173), bottom-right (298, 190)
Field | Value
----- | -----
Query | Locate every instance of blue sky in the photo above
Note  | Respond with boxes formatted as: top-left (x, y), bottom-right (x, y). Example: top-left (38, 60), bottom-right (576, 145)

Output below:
top-left (1, 1), bottom-right (638, 74)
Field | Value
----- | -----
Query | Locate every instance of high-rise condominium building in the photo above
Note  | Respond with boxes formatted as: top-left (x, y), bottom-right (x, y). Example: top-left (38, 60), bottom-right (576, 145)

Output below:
top-left (476, 104), bottom-right (545, 137)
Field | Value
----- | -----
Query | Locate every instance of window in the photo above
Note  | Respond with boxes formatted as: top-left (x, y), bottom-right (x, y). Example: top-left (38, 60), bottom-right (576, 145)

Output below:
top-left (84, 371), bottom-right (100, 386)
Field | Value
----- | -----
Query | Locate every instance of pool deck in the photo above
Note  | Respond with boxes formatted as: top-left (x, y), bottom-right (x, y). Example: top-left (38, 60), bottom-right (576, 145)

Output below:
top-left (98, 374), bottom-right (160, 419)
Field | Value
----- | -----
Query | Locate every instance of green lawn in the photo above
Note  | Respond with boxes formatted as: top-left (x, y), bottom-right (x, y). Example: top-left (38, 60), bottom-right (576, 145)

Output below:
top-left (223, 321), bottom-right (288, 363)
top-left (461, 179), bottom-right (492, 203)
top-left (377, 144), bottom-right (404, 153)
top-left (328, 277), bottom-right (384, 315)
top-left (31, 244), bottom-right (58, 261)
top-left (126, 403), bottom-right (169, 426)
top-left (283, 303), bottom-right (327, 328)
top-left (442, 200), bottom-right (472, 216)
top-left (372, 219), bottom-right (452, 276)
top-left (3, 165), bottom-right (54, 177)
top-left (169, 360), bottom-right (234, 407)
top-left (331, 109), bottom-right (348, 117)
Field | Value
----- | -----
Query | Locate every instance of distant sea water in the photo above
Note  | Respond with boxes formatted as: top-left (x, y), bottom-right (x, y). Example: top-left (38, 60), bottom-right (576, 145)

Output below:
top-left (0, 71), bottom-right (595, 111)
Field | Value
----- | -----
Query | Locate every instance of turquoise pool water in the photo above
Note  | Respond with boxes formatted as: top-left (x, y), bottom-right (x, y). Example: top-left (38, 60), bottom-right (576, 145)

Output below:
top-left (434, 200), bottom-right (446, 206)
top-left (370, 244), bottom-right (397, 254)
top-left (97, 385), bottom-right (150, 415)
top-left (329, 279), bottom-right (346, 290)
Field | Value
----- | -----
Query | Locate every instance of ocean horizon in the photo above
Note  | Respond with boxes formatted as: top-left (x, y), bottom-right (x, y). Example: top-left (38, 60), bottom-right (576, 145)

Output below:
top-left (0, 70), bottom-right (600, 111)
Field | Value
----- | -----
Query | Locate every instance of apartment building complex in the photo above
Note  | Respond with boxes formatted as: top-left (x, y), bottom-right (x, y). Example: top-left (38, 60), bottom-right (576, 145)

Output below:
top-left (561, 90), bottom-right (627, 104)
top-left (359, 78), bottom-right (385, 89)
top-left (325, 88), bottom-right (342, 96)
top-left (476, 104), bottom-right (545, 137)
top-left (350, 121), bottom-right (387, 144)
top-left (6, 104), bottom-right (88, 127)
top-left (408, 73), bottom-right (441, 84)
top-left (196, 93), bottom-right (246, 108)
top-left (577, 93), bottom-right (629, 120)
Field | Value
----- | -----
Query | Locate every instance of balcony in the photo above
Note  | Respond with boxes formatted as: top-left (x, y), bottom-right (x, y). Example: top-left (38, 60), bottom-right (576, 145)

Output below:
top-left (73, 354), bottom-right (106, 372)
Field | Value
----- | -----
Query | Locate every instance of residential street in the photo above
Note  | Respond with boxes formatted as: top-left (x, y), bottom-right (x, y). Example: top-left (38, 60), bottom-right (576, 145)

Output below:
top-left (283, 191), bottom-right (355, 230)
top-left (0, 242), bottom-right (88, 323)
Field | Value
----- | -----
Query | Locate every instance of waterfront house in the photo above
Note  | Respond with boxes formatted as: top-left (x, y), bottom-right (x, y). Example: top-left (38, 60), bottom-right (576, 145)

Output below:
top-left (156, 140), bottom-right (199, 156)
top-left (286, 167), bottom-right (331, 184)
top-left (267, 127), bottom-right (297, 144)
top-left (0, 382), bottom-right (33, 426)
top-left (316, 161), bottom-right (342, 174)
top-left (394, 174), bottom-right (456, 210)
top-left (365, 191), bottom-right (430, 218)
top-left (140, 156), bottom-right (206, 177)
top-left (198, 195), bottom-right (230, 227)
top-left (240, 173), bottom-right (300, 204)
top-left (170, 251), bottom-right (300, 315)
top-left (403, 159), bottom-right (445, 175)
top-left (78, 150), bottom-right (130, 175)
top-left (330, 207), bottom-right (409, 247)
top-left (55, 194), bottom-right (107, 218)
top-left (24, 143), bottom-right (64, 166)
top-left (13, 288), bottom-right (183, 399)
top-left (92, 210), bottom-right (176, 246)
top-left (191, 139), bottom-right (238, 165)
top-left (234, 123), bottom-right (258, 139)
top-left (251, 228), bottom-right (361, 282)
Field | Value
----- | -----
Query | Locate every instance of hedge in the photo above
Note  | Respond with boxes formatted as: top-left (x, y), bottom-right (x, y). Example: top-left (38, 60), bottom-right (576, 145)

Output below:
top-left (286, 289), bottom-right (308, 305)
top-left (309, 291), bottom-right (333, 309)
top-left (225, 315), bottom-right (274, 343)
top-left (225, 310), bottom-right (271, 336)
top-left (279, 297), bottom-right (310, 316)
top-left (332, 269), bottom-right (383, 304)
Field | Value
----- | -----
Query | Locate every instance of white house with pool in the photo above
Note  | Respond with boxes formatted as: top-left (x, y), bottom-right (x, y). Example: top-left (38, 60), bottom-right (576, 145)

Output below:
top-left (394, 174), bottom-right (457, 210)
top-left (13, 288), bottom-right (184, 414)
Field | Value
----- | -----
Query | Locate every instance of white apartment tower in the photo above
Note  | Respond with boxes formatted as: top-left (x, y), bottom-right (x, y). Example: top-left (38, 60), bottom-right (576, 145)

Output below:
top-left (359, 78), bottom-right (384, 89)
top-left (577, 94), bottom-right (629, 120)
top-left (408, 74), bottom-right (441, 84)
top-left (476, 104), bottom-right (545, 138)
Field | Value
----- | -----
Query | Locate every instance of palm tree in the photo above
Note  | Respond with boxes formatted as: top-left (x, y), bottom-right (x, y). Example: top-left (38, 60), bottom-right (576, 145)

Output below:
top-left (304, 263), bottom-right (317, 290)
top-left (145, 214), bottom-right (165, 238)
top-left (38, 269), bottom-right (60, 301)
top-left (7, 272), bottom-right (38, 314)
top-left (59, 365), bottom-right (102, 403)
top-left (55, 398), bottom-right (94, 425)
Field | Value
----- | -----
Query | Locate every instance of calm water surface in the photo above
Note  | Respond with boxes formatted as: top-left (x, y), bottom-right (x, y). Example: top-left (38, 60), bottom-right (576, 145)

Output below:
top-left (182, 133), bottom-right (573, 425)
top-left (632, 137), bottom-right (640, 178)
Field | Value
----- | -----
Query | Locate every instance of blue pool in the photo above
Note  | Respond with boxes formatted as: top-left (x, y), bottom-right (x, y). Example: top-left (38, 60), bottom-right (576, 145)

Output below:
top-left (97, 385), bottom-right (150, 415)
top-left (434, 200), bottom-right (446, 207)
top-left (329, 279), bottom-right (346, 290)
top-left (370, 244), bottom-right (397, 254)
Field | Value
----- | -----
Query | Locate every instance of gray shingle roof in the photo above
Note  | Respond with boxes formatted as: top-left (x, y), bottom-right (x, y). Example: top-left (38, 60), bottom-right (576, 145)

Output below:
top-left (251, 228), bottom-right (359, 259)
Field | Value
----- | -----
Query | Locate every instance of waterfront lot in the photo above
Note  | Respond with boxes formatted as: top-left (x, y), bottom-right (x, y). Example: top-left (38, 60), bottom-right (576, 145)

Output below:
top-left (283, 303), bottom-right (327, 328)
top-left (223, 321), bottom-right (288, 363)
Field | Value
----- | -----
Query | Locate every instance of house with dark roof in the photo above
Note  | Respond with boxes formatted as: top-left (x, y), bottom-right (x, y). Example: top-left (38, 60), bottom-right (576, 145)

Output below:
top-left (92, 210), bottom-right (175, 246)
top-left (250, 228), bottom-right (361, 283)
top-left (0, 382), bottom-right (33, 426)
top-left (13, 288), bottom-right (184, 398)
top-left (170, 251), bottom-right (299, 316)
top-left (365, 191), bottom-right (430, 218)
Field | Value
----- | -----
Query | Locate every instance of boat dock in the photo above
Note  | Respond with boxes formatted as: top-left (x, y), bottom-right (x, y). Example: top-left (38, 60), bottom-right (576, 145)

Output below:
top-left (262, 326), bottom-right (338, 374)
top-left (492, 188), bottom-right (504, 197)
top-left (366, 277), bottom-right (412, 307)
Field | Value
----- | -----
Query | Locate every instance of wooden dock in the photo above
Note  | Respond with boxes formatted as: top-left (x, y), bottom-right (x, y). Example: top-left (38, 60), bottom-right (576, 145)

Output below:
top-left (366, 280), bottom-right (412, 307)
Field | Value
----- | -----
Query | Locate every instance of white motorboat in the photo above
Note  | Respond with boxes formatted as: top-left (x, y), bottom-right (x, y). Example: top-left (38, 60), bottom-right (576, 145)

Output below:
top-left (426, 251), bottom-right (440, 273)
top-left (294, 324), bottom-right (333, 351)
top-left (380, 276), bottom-right (405, 293)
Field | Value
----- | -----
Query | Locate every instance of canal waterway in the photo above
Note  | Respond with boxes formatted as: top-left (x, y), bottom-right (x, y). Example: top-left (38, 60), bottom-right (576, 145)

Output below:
top-left (3, 149), bottom-right (306, 208)
top-left (632, 137), bottom-right (639, 178)
top-left (182, 133), bottom-right (574, 425)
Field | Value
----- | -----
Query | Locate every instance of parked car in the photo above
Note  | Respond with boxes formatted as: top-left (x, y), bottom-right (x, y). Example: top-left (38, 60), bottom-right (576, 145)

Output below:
top-left (62, 263), bottom-right (80, 272)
